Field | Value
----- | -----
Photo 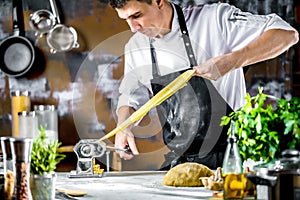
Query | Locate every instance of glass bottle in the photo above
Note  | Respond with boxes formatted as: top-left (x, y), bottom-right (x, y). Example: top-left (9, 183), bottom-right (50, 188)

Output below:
top-left (222, 121), bottom-right (244, 199)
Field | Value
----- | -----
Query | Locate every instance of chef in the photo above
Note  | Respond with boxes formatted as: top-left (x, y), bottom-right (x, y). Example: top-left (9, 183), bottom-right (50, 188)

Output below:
top-left (109, 0), bottom-right (299, 169)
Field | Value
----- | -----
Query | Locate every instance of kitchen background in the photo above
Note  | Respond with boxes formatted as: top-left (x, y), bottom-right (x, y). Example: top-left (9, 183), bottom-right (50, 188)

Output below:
top-left (0, 0), bottom-right (299, 171)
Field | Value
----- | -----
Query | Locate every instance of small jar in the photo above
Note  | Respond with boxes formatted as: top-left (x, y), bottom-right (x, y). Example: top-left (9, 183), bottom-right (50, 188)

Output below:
top-left (11, 90), bottom-right (31, 138)
top-left (18, 111), bottom-right (39, 139)
top-left (34, 105), bottom-right (58, 141)
top-left (0, 137), bottom-right (16, 200)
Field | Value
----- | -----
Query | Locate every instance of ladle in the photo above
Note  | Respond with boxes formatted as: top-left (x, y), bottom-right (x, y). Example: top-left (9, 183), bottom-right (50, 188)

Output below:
top-left (46, 0), bottom-right (79, 53)
top-left (29, 9), bottom-right (56, 37)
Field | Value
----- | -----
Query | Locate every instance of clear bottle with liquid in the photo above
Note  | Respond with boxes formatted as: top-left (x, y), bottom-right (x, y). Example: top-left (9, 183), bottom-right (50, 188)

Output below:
top-left (222, 121), bottom-right (244, 199)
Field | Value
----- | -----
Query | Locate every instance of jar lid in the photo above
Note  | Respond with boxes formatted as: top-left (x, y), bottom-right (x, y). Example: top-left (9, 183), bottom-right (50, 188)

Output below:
top-left (18, 111), bottom-right (37, 117)
top-left (34, 105), bottom-right (56, 111)
top-left (11, 90), bottom-right (31, 97)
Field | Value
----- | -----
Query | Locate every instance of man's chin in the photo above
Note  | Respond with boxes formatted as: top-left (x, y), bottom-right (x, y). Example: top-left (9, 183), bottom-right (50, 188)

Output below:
top-left (138, 30), bottom-right (156, 38)
top-left (139, 32), bottom-right (151, 37)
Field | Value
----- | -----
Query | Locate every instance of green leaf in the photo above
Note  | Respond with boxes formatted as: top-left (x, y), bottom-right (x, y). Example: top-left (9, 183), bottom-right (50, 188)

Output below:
top-left (220, 87), bottom-right (300, 162)
top-left (30, 126), bottom-right (66, 175)
top-left (255, 114), bottom-right (262, 133)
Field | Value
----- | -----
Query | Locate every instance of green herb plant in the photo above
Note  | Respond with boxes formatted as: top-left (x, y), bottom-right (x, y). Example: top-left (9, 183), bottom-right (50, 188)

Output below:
top-left (30, 126), bottom-right (66, 175)
top-left (221, 87), bottom-right (300, 162)
top-left (275, 96), bottom-right (300, 150)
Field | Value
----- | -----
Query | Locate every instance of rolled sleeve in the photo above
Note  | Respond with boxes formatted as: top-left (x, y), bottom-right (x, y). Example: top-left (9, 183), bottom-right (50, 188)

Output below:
top-left (117, 70), bottom-right (150, 112)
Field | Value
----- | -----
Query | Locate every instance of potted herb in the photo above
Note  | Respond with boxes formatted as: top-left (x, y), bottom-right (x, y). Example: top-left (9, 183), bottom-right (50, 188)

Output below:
top-left (30, 126), bottom-right (65, 200)
top-left (221, 87), bottom-right (300, 163)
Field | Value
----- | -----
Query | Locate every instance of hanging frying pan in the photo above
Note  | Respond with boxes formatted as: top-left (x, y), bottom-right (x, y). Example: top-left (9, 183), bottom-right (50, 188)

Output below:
top-left (0, 0), bottom-right (35, 77)
top-left (46, 0), bottom-right (79, 54)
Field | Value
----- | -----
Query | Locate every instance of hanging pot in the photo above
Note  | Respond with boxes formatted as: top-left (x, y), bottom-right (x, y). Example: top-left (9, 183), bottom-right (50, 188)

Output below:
top-left (0, 0), bottom-right (35, 77)
top-left (247, 149), bottom-right (300, 200)
top-left (29, 9), bottom-right (57, 38)
top-left (46, 0), bottom-right (79, 54)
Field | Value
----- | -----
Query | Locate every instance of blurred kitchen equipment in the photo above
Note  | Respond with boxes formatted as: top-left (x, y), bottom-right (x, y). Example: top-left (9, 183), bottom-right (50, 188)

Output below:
top-left (0, 137), bottom-right (16, 200)
top-left (11, 90), bottom-right (31, 138)
top-left (34, 105), bottom-right (58, 141)
top-left (69, 139), bottom-right (132, 178)
top-left (18, 111), bottom-right (39, 139)
top-left (0, 0), bottom-right (35, 77)
top-left (46, 0), bottom-right (79, 53)
top-left (10, 137), bottom-right (33, 200)
top-left (29, 9), bottom-right (57, 38)
top-left (247, 149), bottom-right (300, 200)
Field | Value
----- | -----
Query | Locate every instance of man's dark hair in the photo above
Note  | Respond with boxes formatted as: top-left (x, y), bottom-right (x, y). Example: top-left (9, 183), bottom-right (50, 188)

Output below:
top-left (110, 0), bottom-right (152, 9)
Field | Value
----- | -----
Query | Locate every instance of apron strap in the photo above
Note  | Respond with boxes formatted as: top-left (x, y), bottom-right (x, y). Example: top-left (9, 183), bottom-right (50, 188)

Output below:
top-left (173, 4), bottom-right (198, 67)
top-left (150, 4), bottom-right (197, 79)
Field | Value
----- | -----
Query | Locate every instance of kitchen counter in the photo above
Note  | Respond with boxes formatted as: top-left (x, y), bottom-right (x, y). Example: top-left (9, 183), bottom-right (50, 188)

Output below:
top-left (55, 171), bottom-right (217, 200)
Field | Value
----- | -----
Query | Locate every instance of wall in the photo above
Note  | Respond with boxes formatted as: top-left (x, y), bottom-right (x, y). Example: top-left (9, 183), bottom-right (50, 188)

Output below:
top-left (0, 0), bottom-right (168, 171)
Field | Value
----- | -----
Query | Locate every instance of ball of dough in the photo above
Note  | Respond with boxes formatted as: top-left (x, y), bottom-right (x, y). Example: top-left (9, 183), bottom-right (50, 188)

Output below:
top-left (163, 162), bottom-right (214, 187)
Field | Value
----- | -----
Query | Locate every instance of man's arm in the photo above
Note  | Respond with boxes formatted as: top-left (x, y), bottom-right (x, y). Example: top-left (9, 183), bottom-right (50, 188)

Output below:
top-left (194, 29), bottom-right (299, 80)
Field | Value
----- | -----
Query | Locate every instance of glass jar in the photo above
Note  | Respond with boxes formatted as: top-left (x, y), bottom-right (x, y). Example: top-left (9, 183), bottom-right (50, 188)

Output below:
top-left (11, 90), bottom-right (31, 138)
top-left (34, 105), bottom-right (58, 141)
top-left (18, 111), bottom-right (39, 139)
top-left (0, 137), bottom-right (16, 200)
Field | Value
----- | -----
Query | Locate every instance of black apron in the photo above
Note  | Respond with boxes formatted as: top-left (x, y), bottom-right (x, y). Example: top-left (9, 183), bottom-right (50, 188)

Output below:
top-left (150, 4), bottom-right (233, 170)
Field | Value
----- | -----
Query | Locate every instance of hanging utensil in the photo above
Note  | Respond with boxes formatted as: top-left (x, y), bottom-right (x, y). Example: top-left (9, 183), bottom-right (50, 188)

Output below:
top-left (46, 0), bottom-right (79, 53)
top-left (29, 9), bottom-right (57, 38)
top-left (0, 0), bottom-right (35, 77)
top-left (97, 69), bottom-right (196, 142)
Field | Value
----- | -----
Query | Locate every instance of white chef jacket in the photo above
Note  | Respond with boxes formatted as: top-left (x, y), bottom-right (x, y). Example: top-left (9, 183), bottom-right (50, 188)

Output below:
top-left (117, 2), bottom-right (295, 112)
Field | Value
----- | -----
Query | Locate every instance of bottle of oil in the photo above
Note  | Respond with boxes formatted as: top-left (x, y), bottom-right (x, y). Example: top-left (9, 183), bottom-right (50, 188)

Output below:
top-left (222, 121), bottom-right (244, 199)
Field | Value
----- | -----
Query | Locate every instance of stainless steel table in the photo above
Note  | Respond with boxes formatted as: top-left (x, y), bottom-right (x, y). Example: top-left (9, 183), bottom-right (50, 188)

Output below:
top-left (55, 171), bottom-right (216, 200)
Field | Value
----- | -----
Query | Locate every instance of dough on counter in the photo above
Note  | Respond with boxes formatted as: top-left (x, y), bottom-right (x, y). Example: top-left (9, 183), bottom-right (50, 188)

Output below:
top-left (200, 167), bottom-right (223, 191)
top-left (163, 162), bottom-right (214, 187)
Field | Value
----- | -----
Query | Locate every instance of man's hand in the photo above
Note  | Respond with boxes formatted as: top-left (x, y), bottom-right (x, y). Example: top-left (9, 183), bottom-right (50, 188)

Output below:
top-left (115, 106), bottom-right (139, 160)
top-left (114, 127), bottom-right (139, 160)
top-left (192, 54), bottom-right (236, 81)
top-left (193, 59), bottom-right (222, 80)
